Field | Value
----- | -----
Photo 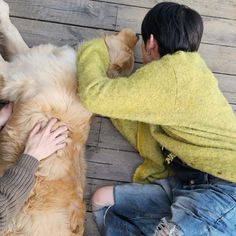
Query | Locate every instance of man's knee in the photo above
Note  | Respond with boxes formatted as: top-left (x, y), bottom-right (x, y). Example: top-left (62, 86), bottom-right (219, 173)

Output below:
top-left (92, 186), bottom-right (115, 210)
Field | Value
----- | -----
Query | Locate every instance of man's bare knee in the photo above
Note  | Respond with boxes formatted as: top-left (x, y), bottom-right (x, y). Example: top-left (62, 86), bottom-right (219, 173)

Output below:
top-left (92, 186), bottom-right (114, 210)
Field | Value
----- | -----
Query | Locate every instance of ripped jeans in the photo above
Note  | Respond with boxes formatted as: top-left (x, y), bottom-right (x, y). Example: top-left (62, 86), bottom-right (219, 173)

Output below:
top-left (93, 174), bottom-right (236, 236)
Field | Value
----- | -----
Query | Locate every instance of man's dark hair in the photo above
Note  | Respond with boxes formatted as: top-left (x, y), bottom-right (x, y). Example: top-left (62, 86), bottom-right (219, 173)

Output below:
top-left (141, 2), bottom-right (203, 57)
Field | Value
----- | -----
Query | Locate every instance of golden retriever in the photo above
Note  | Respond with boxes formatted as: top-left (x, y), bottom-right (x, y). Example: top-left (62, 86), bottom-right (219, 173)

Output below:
top-left (0, 1), bottom-right (138, 235)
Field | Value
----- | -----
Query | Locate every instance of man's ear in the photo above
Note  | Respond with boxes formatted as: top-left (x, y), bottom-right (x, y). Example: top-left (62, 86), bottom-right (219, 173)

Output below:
top-left (146, 34), bottom-right (158, 54)
top-left (145, 34), bottom-right (160, 60)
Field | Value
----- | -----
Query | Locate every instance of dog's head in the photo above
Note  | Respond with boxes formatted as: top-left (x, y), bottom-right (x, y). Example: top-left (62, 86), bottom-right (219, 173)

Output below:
top-left (104, 28), bottom-right (139, 78)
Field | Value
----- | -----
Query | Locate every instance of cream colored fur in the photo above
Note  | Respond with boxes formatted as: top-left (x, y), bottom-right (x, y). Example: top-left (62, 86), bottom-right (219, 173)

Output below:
top-left (0, 1), bottom-right (138, 235)
top-left (1, 43), bottom-right (91, 236)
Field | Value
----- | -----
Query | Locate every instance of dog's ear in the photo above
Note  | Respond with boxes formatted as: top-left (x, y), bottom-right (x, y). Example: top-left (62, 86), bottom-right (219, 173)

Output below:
top-left (107, 56), bottom-right (134, 78)
top-left (110, 63), bottom-right (123, 73)
top-left (107, 63), bottom-right (123, 78)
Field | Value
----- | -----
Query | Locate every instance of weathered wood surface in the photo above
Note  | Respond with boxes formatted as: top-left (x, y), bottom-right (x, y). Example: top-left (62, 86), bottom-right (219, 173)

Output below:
top-left (85, 213), bottom-right (100, 235)
top-left (92, 0), bottom-right (236, 20)
top-left (4, 1), bottom-right (236, 235)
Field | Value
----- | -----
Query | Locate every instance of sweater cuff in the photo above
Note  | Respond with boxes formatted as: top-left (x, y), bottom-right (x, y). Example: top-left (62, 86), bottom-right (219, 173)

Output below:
top-left (16, 154), bottom-right (39, 173)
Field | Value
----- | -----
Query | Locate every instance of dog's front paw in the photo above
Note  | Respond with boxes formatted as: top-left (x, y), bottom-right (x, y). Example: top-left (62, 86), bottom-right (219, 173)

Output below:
top-left (0, 0), bottom-right (10, 25)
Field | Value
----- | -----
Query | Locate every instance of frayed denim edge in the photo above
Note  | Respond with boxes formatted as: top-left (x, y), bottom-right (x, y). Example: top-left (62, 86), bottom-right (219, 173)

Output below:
top-left (103, 185), bottom-right (117, 227)
top-left (153, 217), bottom-right (183, 236)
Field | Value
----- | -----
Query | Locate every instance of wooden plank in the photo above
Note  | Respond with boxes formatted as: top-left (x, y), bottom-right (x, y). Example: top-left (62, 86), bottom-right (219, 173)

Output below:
top-left (223, 92), bottom-right (236, 104)
top-left (7, 0), bottom-right (236, 48)
top-left (86, 146), bottom-right (142, 182)
top-left (87, 116), bottom-right (102, 147)
top-left (198, 44), bottom-right (236, 75)
top-left (87, 116), bottom-right (137, 152)
top-left (10, 17), bottom-right (105, 48)
top-left (10, 18), bottom-right (236, 77)
top-left (6, 0), bottom-right (118, 30)
top-left (203, 17), bottom-right (236, 47)
top-left (232, 104), bottom-right (236, 112)
top-left (88, 116), bottom-right (137, 152)
top-left (85, 212), bottom-right (99, 236)
top-left (92, 0), bottom-right (236, 20)
top-left (116, 6), bottom-right (236, 47)
top-left (216, 74), bottom-right (236, 93)
top-left (98, 117), bottom-right (136, 152)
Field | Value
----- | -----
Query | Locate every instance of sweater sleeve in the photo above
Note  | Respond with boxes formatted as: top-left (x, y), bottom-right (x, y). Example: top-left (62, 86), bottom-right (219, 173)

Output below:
top-left (0, 154), bottom-right (39, 233)
top-left (77, 38), bottom-right (177, 125)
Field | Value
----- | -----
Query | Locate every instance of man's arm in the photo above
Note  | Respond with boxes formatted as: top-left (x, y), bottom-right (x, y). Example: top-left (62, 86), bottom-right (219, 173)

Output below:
top-left (77, 38), bottom-right (177, 125)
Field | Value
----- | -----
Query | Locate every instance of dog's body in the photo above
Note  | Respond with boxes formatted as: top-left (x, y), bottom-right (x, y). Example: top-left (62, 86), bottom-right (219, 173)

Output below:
top-left (0, 44), bottom-right (91, 235)
top-left (0, 1), bottom-right (138, 235)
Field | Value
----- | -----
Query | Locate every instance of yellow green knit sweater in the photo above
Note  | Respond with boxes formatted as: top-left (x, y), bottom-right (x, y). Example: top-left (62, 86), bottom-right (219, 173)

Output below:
top-left (77, 38), bottom-right (236, 183)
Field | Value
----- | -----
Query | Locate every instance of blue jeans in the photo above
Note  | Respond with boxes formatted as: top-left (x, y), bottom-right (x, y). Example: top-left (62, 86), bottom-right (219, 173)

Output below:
top-left (93, 174), bottom-right (236, 236)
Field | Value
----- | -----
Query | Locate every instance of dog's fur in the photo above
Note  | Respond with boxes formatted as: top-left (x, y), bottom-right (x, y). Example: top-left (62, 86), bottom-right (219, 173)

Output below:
top-left (105, 30), bottom-right (138, 78)
top-left (0, 1), bottom-right (138, 235)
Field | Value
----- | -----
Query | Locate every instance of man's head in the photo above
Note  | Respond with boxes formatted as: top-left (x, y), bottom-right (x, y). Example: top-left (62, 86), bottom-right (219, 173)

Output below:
top-left (141, 2), bottom-right (203, 63)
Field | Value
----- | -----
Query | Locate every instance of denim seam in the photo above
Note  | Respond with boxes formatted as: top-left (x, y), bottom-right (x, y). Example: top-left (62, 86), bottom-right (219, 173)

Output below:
top-left (214, 204), bottom-right (236, 224)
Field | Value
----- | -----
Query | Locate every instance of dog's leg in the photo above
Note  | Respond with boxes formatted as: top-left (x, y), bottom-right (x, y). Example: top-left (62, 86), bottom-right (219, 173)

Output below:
top-left (0, 0), bottom-right (29, 61)
top-left (69, 200), bottom-right (85, 236)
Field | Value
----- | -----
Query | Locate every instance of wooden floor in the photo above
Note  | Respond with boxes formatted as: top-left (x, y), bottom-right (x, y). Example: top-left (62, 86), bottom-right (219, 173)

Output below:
top-left (5, 0), bottom-right (236, 235)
